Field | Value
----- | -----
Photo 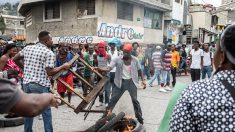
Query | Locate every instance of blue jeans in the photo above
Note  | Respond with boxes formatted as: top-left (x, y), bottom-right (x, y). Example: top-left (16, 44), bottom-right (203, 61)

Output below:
top-left (149, 69), bottom-right (161, 85)
top-left (144, 67), bottom-right (150, 79)
top-left (180, 58), bottom-right (187, 69)
top-left (202, 66), bottom-right (213, 79)
top-left (161, 70), bottom-right (171, 85)
top-left (23, 83), bottom-right (53, 132)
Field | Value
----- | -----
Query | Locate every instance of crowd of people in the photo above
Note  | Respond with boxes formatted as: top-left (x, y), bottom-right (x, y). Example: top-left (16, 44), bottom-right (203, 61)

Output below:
top-left (0, 23), bottom-right (235, 131)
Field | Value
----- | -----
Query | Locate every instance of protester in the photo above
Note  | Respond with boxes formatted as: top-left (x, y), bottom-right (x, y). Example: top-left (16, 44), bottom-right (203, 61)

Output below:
top-left (189, 41), bottom-right (203, 81)
top-left (131, 42), bottom-right (139, 57)
top-left (96, 43), bottom-right (145, 124)
top-left (0, 78), bottom-right (60, 116)
top-left (143, 47), bottom-right (151, 80)
top-left (83, 45), bottom-right (94, 96)
top-left (170, 24), bottom-right (235, 132)
top-left (202, 43), bottom-right (213, 79)
top-left (160, 45), bottom-right (172, 92)
top-left (56, 43), bottom-right (74, 103)
top-left (14, 31), bottom-right (71, 132)
top-left (148, 46), bottom-right (162, 87)
top-left (0, 44), bottom-right (22, 77)
top-left (180, 44), bottom-right (188, 75)
top-left (96, 41), bottom-right (111, 107)
top-left (171, 44), bottom-right (180, 87)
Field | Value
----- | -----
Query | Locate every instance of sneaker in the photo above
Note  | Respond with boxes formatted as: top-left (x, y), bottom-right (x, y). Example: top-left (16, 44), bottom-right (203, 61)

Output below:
top-left (96, 102), bottom-right (103, 107)
top-left (149, 83), bottom-right (153, 87)
top-left (165, 86), bottom-right (173, 91)
top-left (159, 87), bottom-right (167, 93)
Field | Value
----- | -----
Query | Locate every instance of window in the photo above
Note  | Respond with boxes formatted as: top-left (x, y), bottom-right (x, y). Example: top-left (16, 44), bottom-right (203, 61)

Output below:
top-left (77, 0), bottom-right (95, 16)
top-left (20, 21), bottom-right (24, 26)
top-left (44, 2), bottom-right (61, 21)
top-left (117, 1), bottom-right (133, 21)
top-left (144, 8), bottom-right (162, 29)
top-left (175, 0), bottom-right (180, 3)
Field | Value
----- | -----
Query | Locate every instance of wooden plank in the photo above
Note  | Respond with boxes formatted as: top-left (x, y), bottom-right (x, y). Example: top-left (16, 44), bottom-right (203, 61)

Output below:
top-left (57, 78), bottom-right (87, 102)
top-left (70, 51), bottom-right (103, 78)
top-left (50, 90), bottom-right (76, 110)
top-left (52, 54), bottom-right (79, 80)
top-left (75, 77), bottom-right (108, 113)
top-left (69, 69), bottom-right (94, 90)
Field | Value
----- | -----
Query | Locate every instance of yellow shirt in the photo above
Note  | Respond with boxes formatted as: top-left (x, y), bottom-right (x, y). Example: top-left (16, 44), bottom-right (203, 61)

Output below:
top-left (171, 51), bottom-right (180, 68)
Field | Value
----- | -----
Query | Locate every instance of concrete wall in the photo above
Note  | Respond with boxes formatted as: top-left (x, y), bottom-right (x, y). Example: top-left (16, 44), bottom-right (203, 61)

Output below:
top-left (25, 0), bottom-right (164, 44)
top-left (191, 12), bottom-right (211, 30)
top-left (172, 1), bottom-right (184, 23)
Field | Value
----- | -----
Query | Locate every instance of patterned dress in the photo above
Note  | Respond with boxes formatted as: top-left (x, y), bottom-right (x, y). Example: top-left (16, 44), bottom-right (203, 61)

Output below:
top-left (170, 70), bottom-right (235, 131)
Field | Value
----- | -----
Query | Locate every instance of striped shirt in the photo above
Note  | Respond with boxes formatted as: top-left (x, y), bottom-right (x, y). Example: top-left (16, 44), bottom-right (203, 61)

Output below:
top-left (162, 50), bottom-right (172, 71)
top-left (152, 51), bottom-right (162, 70)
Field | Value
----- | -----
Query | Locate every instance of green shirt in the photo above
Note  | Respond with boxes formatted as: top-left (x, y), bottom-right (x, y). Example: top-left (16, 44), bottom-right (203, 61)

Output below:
top-left (83, 52), bottom-right (93, 77)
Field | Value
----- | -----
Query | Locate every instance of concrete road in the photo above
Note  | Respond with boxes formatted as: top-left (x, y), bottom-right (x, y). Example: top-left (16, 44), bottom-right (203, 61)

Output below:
top-left (1, 75), bottom-right (192, 132)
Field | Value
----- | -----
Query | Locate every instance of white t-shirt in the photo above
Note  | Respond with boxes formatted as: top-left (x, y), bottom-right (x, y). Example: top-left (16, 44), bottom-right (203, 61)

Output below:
top-left (190, 49), bottom-right (204, 69)
top-left (203, 51), bottom-right (213, 66)
top-left (108, 50), bottom-right (119, 72)
top-left (122, 64), bottom-right (131, 79)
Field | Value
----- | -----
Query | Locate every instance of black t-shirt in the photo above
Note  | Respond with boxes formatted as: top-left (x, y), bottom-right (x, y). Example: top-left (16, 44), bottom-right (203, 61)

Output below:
top-left (0, 79), bottom-right (21, 114)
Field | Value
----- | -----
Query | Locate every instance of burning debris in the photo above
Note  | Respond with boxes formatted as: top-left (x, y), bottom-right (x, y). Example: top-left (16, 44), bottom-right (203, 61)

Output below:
top-left (85, 112), bottom-right (146, 132)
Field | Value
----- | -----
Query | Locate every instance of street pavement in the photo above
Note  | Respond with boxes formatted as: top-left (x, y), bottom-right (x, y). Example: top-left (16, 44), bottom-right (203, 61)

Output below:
top-left (1, 75), bottom-right (192, 132)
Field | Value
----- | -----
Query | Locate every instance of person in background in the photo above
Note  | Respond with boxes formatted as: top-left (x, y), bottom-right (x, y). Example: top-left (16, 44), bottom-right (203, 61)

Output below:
top-left (83, 45), bottom-right (94, 96)
top-left (56, 43), bottom-right (74, 103)
top-left (171, 44), bottom-right (180, 87)
top-left (143, 46), bottom-right (151, 80)
top-left (170, 23), bottom-right (235, 132)
top-left (14, 31), bottom-right (71, 132)
top-left (180, 44), bottom-right (188, 75)
top-left (96, 41), bottom-right (111, 107)
top-left (0, 44), bottom-right (22, 77)
top-left (131, 42), bottom-right (139, 57)
top-left (108, 38), bottom-right (122, 96)
top-left (160, 45), bottom-right (172, 92)
top-left (96, 43), bottom-right (145, 124)
top-left (202, 43), bottom-right (213, 79)
top-left (190, 41), bottom-right (204, 82)
top-left (148, 46), bottom-right (162, 87)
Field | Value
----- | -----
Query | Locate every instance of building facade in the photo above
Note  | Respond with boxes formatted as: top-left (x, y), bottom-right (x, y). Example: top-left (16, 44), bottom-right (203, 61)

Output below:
top-left (1, 14), bottom-right (25, 36)
top-left (189, 4), bottom-right (217, 43)
top-left (18, 0), bottom-right (172, 44)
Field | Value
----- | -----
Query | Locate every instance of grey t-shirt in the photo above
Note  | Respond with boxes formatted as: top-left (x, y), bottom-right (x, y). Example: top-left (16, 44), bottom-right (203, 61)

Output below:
top-left (0, 79), bottom-right (22, 114)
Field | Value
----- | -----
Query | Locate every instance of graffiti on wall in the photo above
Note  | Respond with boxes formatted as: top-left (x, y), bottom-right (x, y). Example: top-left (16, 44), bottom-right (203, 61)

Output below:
top-left (97, 22), bottom-right (144, 42)
top-left (55, 36), bottom-right (94, 44)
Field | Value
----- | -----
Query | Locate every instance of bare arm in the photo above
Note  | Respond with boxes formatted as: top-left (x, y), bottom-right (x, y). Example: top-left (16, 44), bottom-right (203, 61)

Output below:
top-left (0, 56), bottom-right (7, 71)
top-left (13, 53), bottom-right (24, 69)
top-left (96, 66), bottom-right (112, 73)
top-left (10, 93), bottom-right (57, 117)
top-left (46, 63), bottom-right (70, 76)
top-left (201, 56), bottom-right (203, 68)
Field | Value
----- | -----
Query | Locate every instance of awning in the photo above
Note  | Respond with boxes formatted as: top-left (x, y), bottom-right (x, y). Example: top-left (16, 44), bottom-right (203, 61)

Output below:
top-left (18, 0), bottom-right (46, 15)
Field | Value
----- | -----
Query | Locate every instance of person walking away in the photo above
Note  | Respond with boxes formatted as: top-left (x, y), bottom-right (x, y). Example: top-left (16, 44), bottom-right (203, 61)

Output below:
top-left (131, 42), bottom-right (139, 57)
top-left (171, 44), bottom-right (180, 87)
top-left (149, 46), bottom-right (162, 87)
top-left (96, 41), bottom-right (111, 107)
top-left (143, 47), bottom-right (151, 80)
top-left (56, 43), bottom-right (74, 103)
top-left (96, 44), bottom-right (145, 124)
top-left (170, 24), bottom-right (235, 132)
top-left (83, 45), bottom-right (94, 96)
top-left (14, 31), bottom-right (71, 132)
top-left (180, 44), bottom-right (188, 75)
top-left (202, 43), bottom-right (213, 79)
top-left (190, 41), bottom-right (204, 82)
top-left (160, 45), bottom-right (172, 92)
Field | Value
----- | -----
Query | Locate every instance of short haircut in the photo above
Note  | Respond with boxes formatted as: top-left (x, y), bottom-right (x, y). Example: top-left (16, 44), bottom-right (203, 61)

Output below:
top-left (38, 31), bottom-right (50, 40)
top-left (132, 42), bottom-right (139, 47)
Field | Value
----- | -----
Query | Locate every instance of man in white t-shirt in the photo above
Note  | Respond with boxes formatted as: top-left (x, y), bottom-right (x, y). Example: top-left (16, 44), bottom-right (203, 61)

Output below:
top-left (202, 43), bottom-right (213, 79)
top-left (190, 41), bottom-right (204, 82)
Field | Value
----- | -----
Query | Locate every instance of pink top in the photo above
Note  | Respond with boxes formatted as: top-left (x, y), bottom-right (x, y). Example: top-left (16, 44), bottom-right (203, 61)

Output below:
top-left (3, 59), bottom-right (22, 77)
